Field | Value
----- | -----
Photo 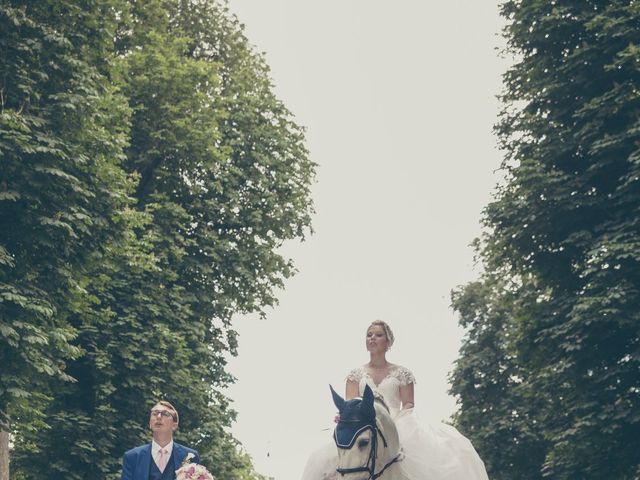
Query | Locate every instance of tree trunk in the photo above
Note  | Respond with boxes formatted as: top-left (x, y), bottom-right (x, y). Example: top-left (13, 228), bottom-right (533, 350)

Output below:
top-left (0, 430), bottom-right (8, 480)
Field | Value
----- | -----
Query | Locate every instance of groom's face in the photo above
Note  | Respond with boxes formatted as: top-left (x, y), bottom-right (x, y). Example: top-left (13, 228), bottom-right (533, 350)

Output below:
top-left (149, 403), bottom-right (178, 436)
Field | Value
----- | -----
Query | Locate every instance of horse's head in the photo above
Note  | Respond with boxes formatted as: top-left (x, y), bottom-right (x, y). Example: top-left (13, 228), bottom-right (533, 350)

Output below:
top-left (330, 385), bottom-right (401, 480)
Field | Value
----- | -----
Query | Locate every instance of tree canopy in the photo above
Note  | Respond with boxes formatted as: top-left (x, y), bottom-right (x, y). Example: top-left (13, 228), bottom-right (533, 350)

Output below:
top-left (1, 1), bottom-right (314, 478)
top-left (451, 1), bottom-right (640, 479)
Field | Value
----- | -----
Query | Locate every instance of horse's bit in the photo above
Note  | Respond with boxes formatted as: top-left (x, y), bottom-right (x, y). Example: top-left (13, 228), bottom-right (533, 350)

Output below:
top-left (334, 419), bottom-right (402, 479)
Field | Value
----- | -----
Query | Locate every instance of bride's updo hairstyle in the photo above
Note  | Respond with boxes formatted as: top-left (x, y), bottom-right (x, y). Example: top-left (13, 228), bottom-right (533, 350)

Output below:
top-left (368, 319), bottom-right (395, 349)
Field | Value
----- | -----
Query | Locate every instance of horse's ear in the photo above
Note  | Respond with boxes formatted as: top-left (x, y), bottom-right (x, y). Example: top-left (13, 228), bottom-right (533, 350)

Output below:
top-left (362, 384), bottom-right (374, 409)
top-left (330, 385), bottom-right (346, 412)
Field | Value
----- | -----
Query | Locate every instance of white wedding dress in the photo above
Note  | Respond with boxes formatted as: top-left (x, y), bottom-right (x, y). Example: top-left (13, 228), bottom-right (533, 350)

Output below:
top-left (301, 366), bottom-right (489, 480)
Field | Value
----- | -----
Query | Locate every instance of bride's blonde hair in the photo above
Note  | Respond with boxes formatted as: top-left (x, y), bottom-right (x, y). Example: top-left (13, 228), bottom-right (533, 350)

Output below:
top-left (368, 319), bottom-right (395, 348)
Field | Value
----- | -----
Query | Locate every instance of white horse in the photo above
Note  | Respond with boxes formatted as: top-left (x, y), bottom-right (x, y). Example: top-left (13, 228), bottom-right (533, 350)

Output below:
top-left (331, 385), bottom-right (409, 480)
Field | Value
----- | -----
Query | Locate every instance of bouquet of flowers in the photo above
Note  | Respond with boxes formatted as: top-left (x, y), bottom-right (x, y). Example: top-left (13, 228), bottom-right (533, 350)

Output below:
top-left (176, 453), bottom-right (214, 480)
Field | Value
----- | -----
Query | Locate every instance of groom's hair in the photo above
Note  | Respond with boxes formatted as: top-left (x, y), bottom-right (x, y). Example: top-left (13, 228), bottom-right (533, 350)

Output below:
top-left (157, 400), bottom-right (179, 423)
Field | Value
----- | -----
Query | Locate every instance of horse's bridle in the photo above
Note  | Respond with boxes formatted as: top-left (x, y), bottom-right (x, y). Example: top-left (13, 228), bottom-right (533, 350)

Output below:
top-left (334, 419), bottom-right (402, 479)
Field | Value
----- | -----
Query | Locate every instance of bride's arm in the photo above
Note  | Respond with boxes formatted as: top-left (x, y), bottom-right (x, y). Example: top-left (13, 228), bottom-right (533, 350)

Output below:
top-left (400, 383), bottom-right (415, 409)
top-left (345, 379), bottom-right (359, 400)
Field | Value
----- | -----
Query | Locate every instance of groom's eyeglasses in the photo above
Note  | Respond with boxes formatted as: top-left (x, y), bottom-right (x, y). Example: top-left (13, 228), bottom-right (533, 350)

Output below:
top-left (150, 409), bottom-right (177, 421)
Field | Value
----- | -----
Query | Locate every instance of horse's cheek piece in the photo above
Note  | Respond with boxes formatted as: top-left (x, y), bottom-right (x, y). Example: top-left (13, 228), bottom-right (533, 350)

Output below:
top-left (330, 384), bottom-right (401, 480)
top-left (334, 421), bottom-right (400, 479)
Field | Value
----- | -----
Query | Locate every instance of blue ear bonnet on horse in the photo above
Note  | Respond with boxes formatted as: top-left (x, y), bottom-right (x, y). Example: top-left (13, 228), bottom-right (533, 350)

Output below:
top-left (331, 384), bottom-right (376, 449)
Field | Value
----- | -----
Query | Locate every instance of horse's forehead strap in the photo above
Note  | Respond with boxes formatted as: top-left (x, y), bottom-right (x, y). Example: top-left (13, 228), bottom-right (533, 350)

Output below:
top-left (340, 411), bottom-right (374, 423)
top-left (341, 399), bottom-right (374, 419)
top-left (334, 422), bottom-right (374, 449)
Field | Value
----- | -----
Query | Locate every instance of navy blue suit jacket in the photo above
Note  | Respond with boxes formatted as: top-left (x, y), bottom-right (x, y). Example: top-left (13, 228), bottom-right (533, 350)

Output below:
top-left (120, 442), bottom-right (199, 480)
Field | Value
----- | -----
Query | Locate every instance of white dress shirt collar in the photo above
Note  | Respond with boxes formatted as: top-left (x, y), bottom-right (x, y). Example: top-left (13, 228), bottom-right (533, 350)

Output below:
top-left (151, 439), bottom-right (174, 465)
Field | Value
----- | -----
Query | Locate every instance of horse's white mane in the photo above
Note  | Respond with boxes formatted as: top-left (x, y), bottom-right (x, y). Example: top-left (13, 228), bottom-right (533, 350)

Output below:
top-left (373, 392), bottom-right (391, 414)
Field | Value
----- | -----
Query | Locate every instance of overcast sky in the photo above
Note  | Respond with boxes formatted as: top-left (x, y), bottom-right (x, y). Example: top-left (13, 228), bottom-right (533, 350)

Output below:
top-left (223, 2), bottom-right (509, 479)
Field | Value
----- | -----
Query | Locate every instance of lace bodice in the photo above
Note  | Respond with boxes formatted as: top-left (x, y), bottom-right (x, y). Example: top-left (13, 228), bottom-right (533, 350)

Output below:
top-left (346, 365), bottom-right (416, 416)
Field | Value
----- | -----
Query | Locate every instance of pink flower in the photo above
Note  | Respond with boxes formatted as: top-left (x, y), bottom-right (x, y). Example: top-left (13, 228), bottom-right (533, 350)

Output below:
top-left (176, 462), bottom-right (213, 480)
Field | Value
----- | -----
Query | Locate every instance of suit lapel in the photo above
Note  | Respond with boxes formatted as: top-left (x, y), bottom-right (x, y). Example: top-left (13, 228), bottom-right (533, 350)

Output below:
top-left (173, 443), bottom-right (185, 473)
top-left (135, 444), bottom-right (152, 480)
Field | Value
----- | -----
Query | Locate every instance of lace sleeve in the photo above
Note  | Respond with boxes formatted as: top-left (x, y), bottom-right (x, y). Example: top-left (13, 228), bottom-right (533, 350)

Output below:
top-left (346, 367), bottom-right (364, 383)
top-left (396, 366), bottom-right (416, 386)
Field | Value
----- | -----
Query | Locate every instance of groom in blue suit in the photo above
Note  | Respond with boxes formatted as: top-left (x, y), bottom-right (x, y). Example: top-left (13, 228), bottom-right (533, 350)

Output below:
top-left (120, 400), bottom-right (199, 480)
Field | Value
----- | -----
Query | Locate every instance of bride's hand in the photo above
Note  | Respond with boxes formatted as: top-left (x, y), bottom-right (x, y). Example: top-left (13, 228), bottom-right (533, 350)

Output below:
top-left (400, 383), bottom-right (414, 409)
top-left (345, 379), bottom-right (359, 400)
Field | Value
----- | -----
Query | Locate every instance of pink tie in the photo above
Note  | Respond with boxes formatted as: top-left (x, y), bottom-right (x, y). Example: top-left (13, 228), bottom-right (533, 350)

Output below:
top-left (158, 448), bottom-right (168, 473)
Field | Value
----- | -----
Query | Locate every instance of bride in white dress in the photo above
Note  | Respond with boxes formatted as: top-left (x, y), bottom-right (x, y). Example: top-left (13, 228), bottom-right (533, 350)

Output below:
top-left (301, 320), bottom-right (489, 480)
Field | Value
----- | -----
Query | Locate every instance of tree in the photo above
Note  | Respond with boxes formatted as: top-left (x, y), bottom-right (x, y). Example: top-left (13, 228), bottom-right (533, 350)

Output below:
top-left (451, 274), bottom-right (548, 480)
top-left (451, 1), bottom-right (640, 478)
top-left (7, 1), bottom-right (315, 478)
top-left (0, 1), bottom-right (134, 478)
